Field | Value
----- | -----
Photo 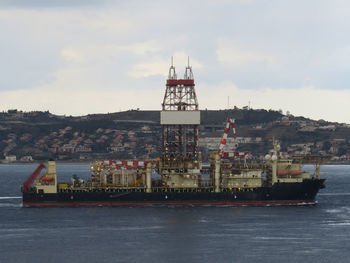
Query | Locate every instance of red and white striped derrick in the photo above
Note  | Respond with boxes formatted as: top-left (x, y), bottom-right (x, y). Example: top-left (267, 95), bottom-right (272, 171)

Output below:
top-left (217, 118), bottom-right (248, 159)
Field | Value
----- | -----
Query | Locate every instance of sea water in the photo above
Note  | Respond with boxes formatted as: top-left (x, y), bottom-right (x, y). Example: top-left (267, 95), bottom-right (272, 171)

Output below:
top-left (0, 164), bottom-right (349, 263)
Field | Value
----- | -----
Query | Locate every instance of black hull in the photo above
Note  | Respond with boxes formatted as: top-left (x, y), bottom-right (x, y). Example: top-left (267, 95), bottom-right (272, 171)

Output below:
top-left (22, 179), bottom-right (325, 207)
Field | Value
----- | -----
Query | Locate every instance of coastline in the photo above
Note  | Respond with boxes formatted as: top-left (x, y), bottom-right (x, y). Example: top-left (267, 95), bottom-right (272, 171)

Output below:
top-left (0, 160), bottom-right (92, 165)
top-left (1, 160), bottom-right (350, 165)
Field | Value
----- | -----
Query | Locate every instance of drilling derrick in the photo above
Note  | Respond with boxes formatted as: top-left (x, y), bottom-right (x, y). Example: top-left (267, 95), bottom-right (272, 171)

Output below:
top-left (160, 59), bottom-right (201, 188)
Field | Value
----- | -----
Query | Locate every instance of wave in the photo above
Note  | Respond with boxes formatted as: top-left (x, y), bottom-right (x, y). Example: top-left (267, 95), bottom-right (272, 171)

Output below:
top-left (0, 203), bottom-right (21, 207)
top-left (319, 193), bottom-right (350, 196)
top-left (327, 222), bottom-right (350, 226)
top-left (0, 196), bottom-right (22, 200)
top-left (255, 236), bottom-right (313, 240)
top-left (325, 209), bottom-right (342, 213)
top-left (100, 226), bottom-right (164, 231)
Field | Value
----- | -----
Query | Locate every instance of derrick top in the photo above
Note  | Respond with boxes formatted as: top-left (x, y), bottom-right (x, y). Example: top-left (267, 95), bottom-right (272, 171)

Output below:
top-left (167, 56), bottom-right (195, 86)
top-left (166, 79), bottom-right (194, 86)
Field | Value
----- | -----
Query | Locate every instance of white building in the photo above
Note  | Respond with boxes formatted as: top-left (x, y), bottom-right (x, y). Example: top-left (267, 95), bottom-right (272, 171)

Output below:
top-left (5, 155), bottom-right (16, 162)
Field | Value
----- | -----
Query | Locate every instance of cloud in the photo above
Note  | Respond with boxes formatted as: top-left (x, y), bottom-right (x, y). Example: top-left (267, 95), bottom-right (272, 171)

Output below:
top-left (217, 38), bottom-right (275, 68)
top-left (199, 82), bottom-right (350, 123)
top-left (1, 0), bottom-right (350, 125)
top-left (79, 11), bottom-right (134, 35)
top-left (61, 49), bottom-right (84, 62)
top-left (0, 8), bottom-right (137, 86)
top-left (128, 57), bottom-right (170, 78)
top-left (1, 77), bottom-right (349, 124)
top-left (128, 52), bottom-right (203, 78)
top-left (313, 45), bottom-right (350, 70)
top-left (0, 9), bottom-right (134, 36)
top-left (0, 85), bottom-right (162, 115)
top-left (60, 41), bottom-right (162, 64)
top-left (0, 0), bottom-right (111, 8)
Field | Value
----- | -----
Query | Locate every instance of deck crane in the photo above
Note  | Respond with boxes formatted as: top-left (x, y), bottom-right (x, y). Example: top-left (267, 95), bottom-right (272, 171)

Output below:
top-left (217, 118), bottom-right (248, 159)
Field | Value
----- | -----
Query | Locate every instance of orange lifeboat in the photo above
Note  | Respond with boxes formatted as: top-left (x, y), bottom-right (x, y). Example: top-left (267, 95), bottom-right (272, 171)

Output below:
top-left (277, 170), bottom-right (302, 176)
top-left (277, 170), bottom-right (288, 176)
top-left (290, 170), bottom-right (302, 175)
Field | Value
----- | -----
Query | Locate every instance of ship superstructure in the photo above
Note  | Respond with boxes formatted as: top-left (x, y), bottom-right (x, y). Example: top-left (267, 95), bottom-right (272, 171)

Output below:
top-left (21, 60), bottom-right (329, 207)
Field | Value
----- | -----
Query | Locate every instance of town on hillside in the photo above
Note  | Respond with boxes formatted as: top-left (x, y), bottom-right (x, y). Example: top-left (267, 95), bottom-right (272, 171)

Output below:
top-left (1, 108), bottom-right (350, 164)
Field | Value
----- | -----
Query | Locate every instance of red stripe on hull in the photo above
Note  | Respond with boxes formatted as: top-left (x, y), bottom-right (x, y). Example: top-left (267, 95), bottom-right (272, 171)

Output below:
top-left (22, 200), bottom-right (317, 207)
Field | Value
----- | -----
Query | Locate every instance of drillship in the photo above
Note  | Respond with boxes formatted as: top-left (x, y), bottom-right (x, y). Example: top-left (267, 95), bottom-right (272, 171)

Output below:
top-left (22, 61), bottom-right (328, 207)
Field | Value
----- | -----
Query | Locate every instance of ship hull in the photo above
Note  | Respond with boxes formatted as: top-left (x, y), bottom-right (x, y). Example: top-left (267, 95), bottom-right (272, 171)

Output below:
top-left (22, 179), bottom-right (325, 207)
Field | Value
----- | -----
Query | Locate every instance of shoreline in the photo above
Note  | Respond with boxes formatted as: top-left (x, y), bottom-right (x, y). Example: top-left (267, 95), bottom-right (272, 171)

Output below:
top-left (1, 161), bottom-right (350, 165)
top-left (0, 160), bottom-right (92, 165)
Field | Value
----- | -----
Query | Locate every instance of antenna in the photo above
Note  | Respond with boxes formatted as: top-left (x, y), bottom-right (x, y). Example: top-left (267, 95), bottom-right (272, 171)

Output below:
top-left (168, 56), bottom-right (177, 79)
top-left (184, 56), bottom-right (193, 79)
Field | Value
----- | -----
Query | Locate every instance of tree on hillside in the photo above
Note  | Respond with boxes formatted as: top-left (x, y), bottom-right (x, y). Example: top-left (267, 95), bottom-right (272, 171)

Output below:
top-left (338, 147), bottom-right (347, 156)
top-left (322, 141), bottom-right (331, 152)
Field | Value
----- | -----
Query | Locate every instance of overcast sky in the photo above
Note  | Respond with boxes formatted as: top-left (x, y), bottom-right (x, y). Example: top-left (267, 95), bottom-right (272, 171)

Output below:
top-left (1, 0), bottom-right (350, 123)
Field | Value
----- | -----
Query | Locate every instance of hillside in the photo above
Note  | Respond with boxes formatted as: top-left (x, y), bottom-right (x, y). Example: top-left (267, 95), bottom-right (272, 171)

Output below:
top-left (0, 109), bottom-right (349, 163)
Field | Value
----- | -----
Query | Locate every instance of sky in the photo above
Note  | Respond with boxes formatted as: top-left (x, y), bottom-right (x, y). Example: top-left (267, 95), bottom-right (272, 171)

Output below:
top-left (0, 0), bottom-right (350, 123)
